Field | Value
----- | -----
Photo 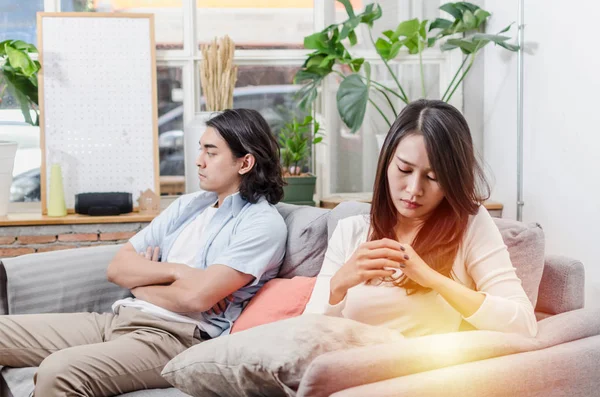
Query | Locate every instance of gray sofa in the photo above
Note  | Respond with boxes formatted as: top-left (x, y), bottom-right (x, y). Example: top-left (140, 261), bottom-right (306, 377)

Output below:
top-left (0, 201), bottom-right (598, 397)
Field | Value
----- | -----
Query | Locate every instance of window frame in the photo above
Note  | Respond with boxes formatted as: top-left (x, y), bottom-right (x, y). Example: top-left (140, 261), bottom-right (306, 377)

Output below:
top-left (6, 0), bottom-right (460, 213)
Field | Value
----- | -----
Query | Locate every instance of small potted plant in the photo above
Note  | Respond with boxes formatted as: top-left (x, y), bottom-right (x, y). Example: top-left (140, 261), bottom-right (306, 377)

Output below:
top-left (0, 39), bottom-right (40, 215)
top-left (279, 115), bottom-right (323, 206)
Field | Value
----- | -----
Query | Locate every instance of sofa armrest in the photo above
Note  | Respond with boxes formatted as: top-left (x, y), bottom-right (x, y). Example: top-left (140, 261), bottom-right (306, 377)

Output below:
top-left (535, 254), bottom-right (585, 315)
top-left (332, 334), bottom-right (600, 397)
top-left (0, 245), bottom-right (131, 315)
top-left (297, 307), bottom-right (600, 397)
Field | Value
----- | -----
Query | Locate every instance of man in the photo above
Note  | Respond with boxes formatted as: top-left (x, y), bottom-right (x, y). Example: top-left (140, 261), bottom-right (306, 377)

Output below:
top-left (0, 109), bottom-right (288, 396)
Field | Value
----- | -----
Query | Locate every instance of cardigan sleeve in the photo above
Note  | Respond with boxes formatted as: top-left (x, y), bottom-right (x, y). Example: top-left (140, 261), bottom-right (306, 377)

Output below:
top-left (460, 207), bottom-right (538, 337)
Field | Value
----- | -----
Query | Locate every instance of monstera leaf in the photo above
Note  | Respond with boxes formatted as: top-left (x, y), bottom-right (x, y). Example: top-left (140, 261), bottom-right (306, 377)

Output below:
top-left (336, 64), bottom-right (371, 133)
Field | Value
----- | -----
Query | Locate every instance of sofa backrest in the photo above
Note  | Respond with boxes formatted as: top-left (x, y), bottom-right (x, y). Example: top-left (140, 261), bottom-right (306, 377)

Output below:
top-left (275, 203), bottom-right (330, 279)
top-left (281, 201), bottom-right (546, 309)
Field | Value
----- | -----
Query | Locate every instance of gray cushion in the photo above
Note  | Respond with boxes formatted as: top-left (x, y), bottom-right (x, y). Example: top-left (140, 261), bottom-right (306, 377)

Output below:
top-left (275, 203), bottom-right (330, 278)
top-left (326, 202), bottom-right (546, 307)
top-left (161, 314), bottom-right (404, 397)
top-left (1, 245), bottom-right (130, 315)
top-left (493, 218), bottom-right (545, 307)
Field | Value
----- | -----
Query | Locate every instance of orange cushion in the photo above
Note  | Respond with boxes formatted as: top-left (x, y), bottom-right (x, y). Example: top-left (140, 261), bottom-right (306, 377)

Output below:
top-left (231, 276), bottom-right (317, 334)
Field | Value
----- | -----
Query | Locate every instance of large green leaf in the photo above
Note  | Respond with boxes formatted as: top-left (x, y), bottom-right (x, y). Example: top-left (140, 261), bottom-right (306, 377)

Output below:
top-left (348, 57), bottom-right (364, 72)
top-left (389, 41), bottom-right (402, 60)
top-left (6, 45), bottom-right (36, 77)
top-left (472, 33), bottom-right (510, 42)
top-left (429, 18), bottom-right (452, 31)
top-left (337, 0), bottom-right (356, 19)
top-left (462, 10), bottom-right (477, 30)
top-left (11, 40), bottom-right (37, 53)
top-left (443, 38), bottom-right (478, 54)
top-left (348, 30), bottom-right (357, 46)
top-left (304, 32), bottom-right (328, 51)
top-left (340, 16), bottom-right (361, 40)
top-left (454, 2), bottom-right (479, 14)
top-left (375, 38), bottom-right (391, 59)
top-left (440, 3), bottom-right (462, 19)
top-left (474, 9), bottom-right (491, 25)
top-left (337, 67), bottom-right (370, 133)
top-left (3, 73), bottom-right (34, 125)
top-left (497, 41), bottom-right (519, 51)
top-left (360, 3), bottom-right (382, 26)
top-left (419, 20), bottom-right (428, 40)
top-left (0, 40), bottom-right (11, 56)
top-left (394, 18), bottom-right (420, 38)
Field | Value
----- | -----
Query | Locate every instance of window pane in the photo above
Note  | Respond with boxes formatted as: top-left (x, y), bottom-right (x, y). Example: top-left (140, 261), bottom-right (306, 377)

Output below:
top-left (157, 66), bottom-right (184, 195)
top-left (60, 0), bottom-right (184, 50)
top-left (198, 64), bottom-right (307, 136)
top-left (197, 1), bottom-right (314, 49)
top-left (0, 0), bottom-right (43, 45)
top-left (329, 63), bottom-right (440, 194)
top-left (0, 108), bottom-right (41, 203)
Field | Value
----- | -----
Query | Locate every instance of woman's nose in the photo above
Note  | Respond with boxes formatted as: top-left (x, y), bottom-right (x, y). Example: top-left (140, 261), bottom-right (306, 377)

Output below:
top-left (405, 175), bottom-right (423, 197)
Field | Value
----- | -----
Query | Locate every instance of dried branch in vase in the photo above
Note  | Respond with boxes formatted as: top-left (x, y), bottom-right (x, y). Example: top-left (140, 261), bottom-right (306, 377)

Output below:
top-left (200, 35), bottom-right (238, 111)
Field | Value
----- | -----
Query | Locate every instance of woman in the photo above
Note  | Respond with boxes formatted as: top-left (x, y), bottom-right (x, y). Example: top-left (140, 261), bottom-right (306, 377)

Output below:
top-left (305, 99), bottom-right (537, 338)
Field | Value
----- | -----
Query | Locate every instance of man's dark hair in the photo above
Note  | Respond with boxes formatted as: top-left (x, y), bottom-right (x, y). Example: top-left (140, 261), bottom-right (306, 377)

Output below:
top-left (206, 109), bottom-right (285, 204)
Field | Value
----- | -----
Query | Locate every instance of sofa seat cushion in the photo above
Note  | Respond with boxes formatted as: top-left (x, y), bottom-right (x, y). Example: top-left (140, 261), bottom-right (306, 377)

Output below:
top-left (0, 367), bottom-right (190, 397)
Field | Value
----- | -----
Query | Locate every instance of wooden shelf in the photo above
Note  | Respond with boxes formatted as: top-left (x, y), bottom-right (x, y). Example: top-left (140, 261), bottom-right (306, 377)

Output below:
top-left (319, 192), bottom-right (503, 212)
top-left (0, 211), bottom-right (159, 227)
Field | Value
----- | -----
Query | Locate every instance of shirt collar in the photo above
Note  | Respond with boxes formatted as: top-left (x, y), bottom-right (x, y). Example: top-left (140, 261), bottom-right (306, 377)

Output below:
top-left (221, 192), bottom-right (249, 217)
top-left (191, 190), bottom-right (248, 217)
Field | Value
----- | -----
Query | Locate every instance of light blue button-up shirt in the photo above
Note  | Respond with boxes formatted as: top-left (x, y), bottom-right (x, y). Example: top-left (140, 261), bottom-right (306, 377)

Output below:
top-left (125, 190), bottom-right (287, 337)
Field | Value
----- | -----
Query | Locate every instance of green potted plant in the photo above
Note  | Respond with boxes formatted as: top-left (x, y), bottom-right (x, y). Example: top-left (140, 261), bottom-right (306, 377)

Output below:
top-left (294, 1), bottom-right (519, 135)
top-left (279, 115), bottom-right (323, 206)
top-left (0, 39), bottom-right (40, 215)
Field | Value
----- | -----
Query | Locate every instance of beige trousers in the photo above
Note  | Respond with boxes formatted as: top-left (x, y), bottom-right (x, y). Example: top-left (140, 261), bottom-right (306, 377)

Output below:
top-left (0, 307), bottom-right (204, 397)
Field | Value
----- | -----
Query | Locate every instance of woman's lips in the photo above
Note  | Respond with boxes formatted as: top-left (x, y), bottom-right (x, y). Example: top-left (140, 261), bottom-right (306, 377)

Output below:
top-left (401, 199), bottom-right (422, 209)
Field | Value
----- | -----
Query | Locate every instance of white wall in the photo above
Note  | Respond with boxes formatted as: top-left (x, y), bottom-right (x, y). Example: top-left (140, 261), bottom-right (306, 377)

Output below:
top-left (483, 0), bottom-right (600, 303)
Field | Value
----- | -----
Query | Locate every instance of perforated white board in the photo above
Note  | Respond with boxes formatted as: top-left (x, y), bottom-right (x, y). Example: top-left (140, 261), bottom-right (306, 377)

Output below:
top-left (39, 14), bottom-right (158, 211)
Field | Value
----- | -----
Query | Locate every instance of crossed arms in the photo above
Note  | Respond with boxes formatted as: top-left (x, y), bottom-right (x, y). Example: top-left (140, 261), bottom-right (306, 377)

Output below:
top-left (106, 243), bottom-right (253, 313)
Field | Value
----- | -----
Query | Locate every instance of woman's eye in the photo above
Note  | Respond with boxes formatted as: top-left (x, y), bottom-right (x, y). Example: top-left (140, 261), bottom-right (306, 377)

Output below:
top-left (397, 166), bottom-right (411, 174)
top-left (427, 175), bottom-right (437, 181)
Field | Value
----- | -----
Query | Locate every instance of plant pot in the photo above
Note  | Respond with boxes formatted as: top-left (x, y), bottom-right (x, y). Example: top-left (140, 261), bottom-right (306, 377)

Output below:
top-left (184, 111), bottom-right (219, 193)
top-left (282, 174), bottom-right (317, 206)
top-left (0, 141), bottom-right (18, 216)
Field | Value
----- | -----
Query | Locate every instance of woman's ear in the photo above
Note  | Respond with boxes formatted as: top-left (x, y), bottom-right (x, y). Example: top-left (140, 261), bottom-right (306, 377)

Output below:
top-left (239, 154), bottom-right (256, 175)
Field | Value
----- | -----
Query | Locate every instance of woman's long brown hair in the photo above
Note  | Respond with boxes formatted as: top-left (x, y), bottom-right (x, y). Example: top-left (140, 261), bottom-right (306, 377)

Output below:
top-left (370, 99), bottom-right (490, 294)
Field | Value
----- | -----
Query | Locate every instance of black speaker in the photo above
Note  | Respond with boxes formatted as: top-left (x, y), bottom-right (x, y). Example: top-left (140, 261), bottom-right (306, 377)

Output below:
top-left (74, 192), bottom-right (133, 216)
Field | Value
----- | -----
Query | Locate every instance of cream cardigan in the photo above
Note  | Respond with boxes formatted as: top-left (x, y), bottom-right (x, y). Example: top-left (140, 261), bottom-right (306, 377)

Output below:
top-left (304, 206), bottom-right (538, 338)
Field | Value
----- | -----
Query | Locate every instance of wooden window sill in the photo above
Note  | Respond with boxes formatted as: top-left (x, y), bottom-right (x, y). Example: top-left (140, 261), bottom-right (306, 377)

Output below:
top-left (0, 212), bottom-right (160, 226)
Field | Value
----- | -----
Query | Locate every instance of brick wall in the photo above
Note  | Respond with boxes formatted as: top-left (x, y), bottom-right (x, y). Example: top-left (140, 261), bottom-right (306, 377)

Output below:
top-left (0, 222), bottom-right (150, 258)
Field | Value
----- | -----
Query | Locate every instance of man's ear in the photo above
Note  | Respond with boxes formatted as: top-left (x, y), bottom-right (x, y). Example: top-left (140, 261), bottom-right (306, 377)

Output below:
top-left (239, 154), bottom-right (255, 175)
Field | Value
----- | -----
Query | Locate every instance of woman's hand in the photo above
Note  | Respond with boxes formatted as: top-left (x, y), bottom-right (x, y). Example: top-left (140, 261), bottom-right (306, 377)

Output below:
top-left (329, 238), bottom-right (404, 304)
top-left (394, 243), bottom-right (442, 289)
